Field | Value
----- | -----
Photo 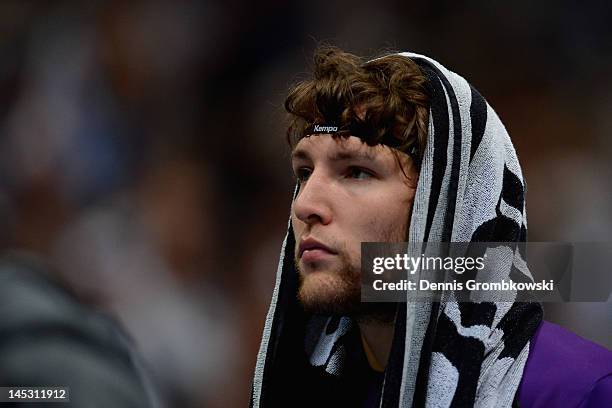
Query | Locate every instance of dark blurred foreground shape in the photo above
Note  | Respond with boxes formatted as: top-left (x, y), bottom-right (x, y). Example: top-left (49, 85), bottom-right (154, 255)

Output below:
top-left (0, 252), bottom-right (159, 408)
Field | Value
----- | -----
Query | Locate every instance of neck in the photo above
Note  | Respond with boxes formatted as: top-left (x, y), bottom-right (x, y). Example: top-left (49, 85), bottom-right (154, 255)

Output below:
top-left (358, 319), bottom-right (396, 371)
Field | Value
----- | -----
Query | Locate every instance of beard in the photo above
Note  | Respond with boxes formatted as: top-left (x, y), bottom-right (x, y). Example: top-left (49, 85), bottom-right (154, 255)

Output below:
top-left (296, 244), bottom-right (396, 324)
top-left (294, 199), bottom-right (412, 324)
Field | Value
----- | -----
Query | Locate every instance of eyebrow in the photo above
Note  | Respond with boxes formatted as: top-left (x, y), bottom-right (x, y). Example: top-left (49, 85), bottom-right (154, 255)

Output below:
top-left (291, 148), bottom-right (377, 163)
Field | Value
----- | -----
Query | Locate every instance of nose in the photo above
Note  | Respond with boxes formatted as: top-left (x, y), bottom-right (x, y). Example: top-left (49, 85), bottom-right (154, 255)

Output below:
top-left (292, 170), bottom-right (333, 226)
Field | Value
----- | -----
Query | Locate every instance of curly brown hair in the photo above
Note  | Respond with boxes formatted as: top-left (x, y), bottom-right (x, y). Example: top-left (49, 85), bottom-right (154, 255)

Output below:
top-left (285, 46), bottom-right (430, 165)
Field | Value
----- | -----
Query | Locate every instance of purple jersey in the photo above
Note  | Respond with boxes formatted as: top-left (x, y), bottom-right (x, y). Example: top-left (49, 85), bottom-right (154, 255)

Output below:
top-left (518, 320), bottom-right (612, 407)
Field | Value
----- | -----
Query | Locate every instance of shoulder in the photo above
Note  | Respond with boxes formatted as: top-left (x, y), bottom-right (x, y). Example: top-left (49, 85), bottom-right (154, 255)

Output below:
top-left (518, 320), bottom-right (612, 408)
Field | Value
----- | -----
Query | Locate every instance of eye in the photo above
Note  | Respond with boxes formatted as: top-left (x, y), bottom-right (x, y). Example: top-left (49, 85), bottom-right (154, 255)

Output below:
top-left (294, 167), bottom-right (312, 183)
top-left (347, 166), bottom-right (374, 180)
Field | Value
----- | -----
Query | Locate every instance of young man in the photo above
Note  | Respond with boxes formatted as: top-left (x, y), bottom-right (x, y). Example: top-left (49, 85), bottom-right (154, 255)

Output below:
top-left (251, 47), bottom-right (612, 407)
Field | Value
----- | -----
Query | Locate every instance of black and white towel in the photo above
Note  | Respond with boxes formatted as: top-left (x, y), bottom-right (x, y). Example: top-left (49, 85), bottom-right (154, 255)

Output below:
top-left (251, 52), bottom-right (543, 408)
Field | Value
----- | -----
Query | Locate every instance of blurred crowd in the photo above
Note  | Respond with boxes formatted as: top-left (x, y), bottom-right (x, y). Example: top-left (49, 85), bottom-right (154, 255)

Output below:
top-left (0, 1), bottom-right (610, 407)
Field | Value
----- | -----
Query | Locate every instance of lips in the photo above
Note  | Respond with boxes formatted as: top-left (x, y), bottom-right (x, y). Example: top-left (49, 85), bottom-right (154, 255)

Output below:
top-left (298, 237), bottom-right (337, 259)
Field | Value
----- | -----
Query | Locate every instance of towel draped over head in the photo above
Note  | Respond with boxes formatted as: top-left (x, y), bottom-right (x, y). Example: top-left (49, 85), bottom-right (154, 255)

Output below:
top-left (251, 52), bottom-right (543, 408)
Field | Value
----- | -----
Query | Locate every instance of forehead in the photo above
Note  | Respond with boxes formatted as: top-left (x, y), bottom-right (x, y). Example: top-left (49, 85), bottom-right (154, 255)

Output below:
top-left (292, 135), bottom-right (394, 163)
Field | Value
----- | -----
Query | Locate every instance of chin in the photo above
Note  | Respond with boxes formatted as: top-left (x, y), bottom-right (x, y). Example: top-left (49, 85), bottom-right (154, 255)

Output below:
top-left (297, 270), bottom-right (360, 316)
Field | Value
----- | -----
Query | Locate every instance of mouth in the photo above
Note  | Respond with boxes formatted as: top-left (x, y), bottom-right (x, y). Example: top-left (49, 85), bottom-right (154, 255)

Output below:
top-left (298, 237), bottom-right (337, 263)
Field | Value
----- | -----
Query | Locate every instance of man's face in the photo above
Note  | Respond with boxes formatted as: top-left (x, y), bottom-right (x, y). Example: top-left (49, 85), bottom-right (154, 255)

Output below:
top-left (291, 134), bottom-right (418, 318)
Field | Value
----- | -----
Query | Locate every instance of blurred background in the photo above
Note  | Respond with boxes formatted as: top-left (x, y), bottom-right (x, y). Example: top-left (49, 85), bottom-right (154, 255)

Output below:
top-left (0, 1), bottom-right (610, 406)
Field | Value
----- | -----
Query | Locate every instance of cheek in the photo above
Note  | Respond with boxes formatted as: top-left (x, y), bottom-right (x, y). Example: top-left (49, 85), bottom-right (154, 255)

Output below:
top-left (351, 186), bottom-right (415, 242)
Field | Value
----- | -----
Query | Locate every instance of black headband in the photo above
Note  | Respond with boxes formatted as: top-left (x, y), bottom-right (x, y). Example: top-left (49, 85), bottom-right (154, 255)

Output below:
top-left (303, 122), bottom-right (420, 165)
